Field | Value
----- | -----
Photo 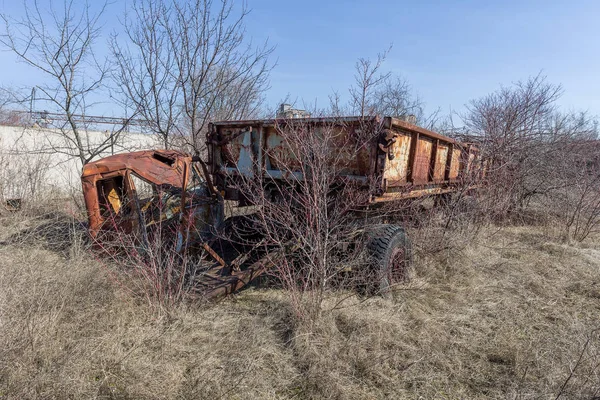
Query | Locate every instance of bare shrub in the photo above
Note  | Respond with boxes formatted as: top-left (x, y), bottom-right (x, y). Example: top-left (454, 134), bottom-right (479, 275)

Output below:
top-left (464, 75), bottom-right (563, 220)
top-left (0, 141), bottom-right (50, 205)
top-left (546, 131), bottom-right (600, 242)
top-left (464, 75), bottom-right (600, 237)
top-left (224, 115), bottom-right (409, 319)
top-left (411, 204), bottom-right (481, 275)
top-left (88, 195), bottom-right (209, 311)
top-left (0, 131), bottom-right (92, 217)
top-left (561, 181), bottom-right (600, 242)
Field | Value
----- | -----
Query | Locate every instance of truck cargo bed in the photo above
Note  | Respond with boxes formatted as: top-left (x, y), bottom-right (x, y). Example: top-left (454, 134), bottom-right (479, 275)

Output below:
top-left (207, 116), bottom-right (486, 205)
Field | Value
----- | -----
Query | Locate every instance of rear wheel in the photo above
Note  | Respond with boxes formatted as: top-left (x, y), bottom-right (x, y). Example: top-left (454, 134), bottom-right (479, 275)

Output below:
top-left (366, 224), bottom-right (412, 296)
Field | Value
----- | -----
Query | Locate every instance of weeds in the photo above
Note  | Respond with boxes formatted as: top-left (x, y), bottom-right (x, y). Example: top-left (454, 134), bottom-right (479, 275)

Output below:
top-left (2, 201), bottom-right (600, 398)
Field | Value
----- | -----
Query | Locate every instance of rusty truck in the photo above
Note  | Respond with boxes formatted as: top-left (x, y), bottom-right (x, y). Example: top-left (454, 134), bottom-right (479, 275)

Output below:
top-left (82, 116), bottom-right (486, 298)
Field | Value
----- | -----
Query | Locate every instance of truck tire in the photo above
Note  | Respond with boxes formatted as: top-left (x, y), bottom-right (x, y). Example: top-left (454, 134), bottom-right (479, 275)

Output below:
top-left (366, 224), bottom-right (412, 296)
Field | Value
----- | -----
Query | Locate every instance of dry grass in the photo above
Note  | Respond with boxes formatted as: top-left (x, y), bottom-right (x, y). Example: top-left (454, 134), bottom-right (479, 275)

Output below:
top-left (1, 209), bottom-right (600, 399)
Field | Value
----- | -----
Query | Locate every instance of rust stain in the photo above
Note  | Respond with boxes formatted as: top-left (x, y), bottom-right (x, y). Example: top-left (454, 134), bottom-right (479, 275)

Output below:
top-left (449, 148), bottom-right (461, 179)
top-left (264, 123), bottom-right (374, 176)
top-left (383, 133), bottom-right (411, 186)
top-left (433, 145), bottom-right (448, 181)
top-left (81, 150), bottom-right (191, 238)
top-left (412, 137), bottom-right (433, 184)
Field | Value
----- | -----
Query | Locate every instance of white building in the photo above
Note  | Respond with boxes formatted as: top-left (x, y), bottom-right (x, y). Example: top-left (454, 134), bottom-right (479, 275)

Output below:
top-left (276, 104), bottom-right (311, 119)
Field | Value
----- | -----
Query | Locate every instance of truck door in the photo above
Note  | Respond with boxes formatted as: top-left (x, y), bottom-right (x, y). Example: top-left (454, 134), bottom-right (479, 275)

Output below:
top-left (95, 173), bottom-right (136, 235)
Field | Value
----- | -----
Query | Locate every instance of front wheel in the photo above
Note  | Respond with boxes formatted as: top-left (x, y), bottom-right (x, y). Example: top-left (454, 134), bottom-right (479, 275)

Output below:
top-left (366, 224), bottom-right (412, 296)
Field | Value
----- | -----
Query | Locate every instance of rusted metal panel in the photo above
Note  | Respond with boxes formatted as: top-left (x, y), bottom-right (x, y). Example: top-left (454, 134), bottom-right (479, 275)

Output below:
top-left (434, 144), bottom-right (448, 181)
top-left (444, 143), bottom-right (454, 181)
top-left (406, 131), bottom-right (420, 183)
top-left (449, 148), bottom-right (462, 179)
top-left (383, 133), bottom-right (411, 186)
top-left (81, 150), bottom-right (188, 187)
top-left (217, 127), bottom-right (254, 175)
top-left (265, 122), bottom-right (373, 176)
top-left (373, 186), bottom-right (458, 203)
top-left (264, 126), bottom-right (302, 171)
top-left (412, 137), bottom-right (433, 184)
top-left (214, 119), bottom-right (378, 184)
top-left (81, 149), bottom-right (223, 241)
top-left (428, 140), bottom-right (438, 183)
top-left (390, 118), bottom-right (459, 145)
top-left (467, 152), bottom-right (476, 175)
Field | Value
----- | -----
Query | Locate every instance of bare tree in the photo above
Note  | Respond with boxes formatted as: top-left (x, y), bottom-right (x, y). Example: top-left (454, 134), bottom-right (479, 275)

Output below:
top-left (348, 47), bottom-right (431, 127)
top-left (349, 47), bottom-right (391, 117)
top-left (112, 0), bottom-right (273, 152)
top-left (110, 0), bottom-right (179, 149)
top-left (0, 0), bottom-right (121, 167)
top-left (371, 76), bottom-right (423, 119)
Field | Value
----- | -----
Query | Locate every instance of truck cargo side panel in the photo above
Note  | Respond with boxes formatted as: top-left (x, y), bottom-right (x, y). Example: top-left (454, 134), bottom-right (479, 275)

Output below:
top-left (467, 152), bottom-right (476, 176)
top-left (264, 123), bottom-right (373, 177)
top-left (449, 148), bottom-right (462, 179)
top-left (383, 133), bottom-right (411, 187)
top-left (265, 127), bottom-right (301, 171)
top-left (433, 144), bottom-right (449, 182)
top-left (218, 127), bottom-right (255, 176)
top-left (413, 137), bottom-right (433, 184)
top-left (208, 116), bottom-right (484, 205)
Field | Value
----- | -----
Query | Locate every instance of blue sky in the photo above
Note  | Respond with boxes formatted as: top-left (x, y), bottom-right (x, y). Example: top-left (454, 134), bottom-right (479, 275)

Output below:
top-left (1, 0), bottom-right (599, 120)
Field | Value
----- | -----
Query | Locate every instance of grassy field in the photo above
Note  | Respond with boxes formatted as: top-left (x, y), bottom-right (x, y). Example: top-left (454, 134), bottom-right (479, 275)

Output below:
top-left (1, 210), bottom-right (600, 399)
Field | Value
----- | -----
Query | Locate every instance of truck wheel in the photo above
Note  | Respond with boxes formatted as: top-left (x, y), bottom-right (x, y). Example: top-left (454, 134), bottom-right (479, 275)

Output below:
top-left (366, 225), bottom-right (412, 296)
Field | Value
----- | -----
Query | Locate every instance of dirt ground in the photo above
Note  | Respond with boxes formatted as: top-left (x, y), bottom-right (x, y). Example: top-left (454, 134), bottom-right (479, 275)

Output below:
top-left (1, 211), bottom-right (599, 399)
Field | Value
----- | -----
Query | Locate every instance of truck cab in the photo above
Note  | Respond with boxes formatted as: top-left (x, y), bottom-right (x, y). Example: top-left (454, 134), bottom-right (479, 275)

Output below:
top-left (81, 150), bottom-right (223, 251)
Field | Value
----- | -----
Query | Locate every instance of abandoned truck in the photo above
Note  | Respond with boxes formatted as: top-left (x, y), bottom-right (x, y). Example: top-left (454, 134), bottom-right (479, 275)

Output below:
top-left (82, 116), bottom-right (486, 298)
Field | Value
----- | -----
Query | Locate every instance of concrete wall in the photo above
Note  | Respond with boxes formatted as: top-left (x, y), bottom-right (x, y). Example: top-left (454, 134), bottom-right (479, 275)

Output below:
top-left (0, 125), bottom-right (159, 199)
